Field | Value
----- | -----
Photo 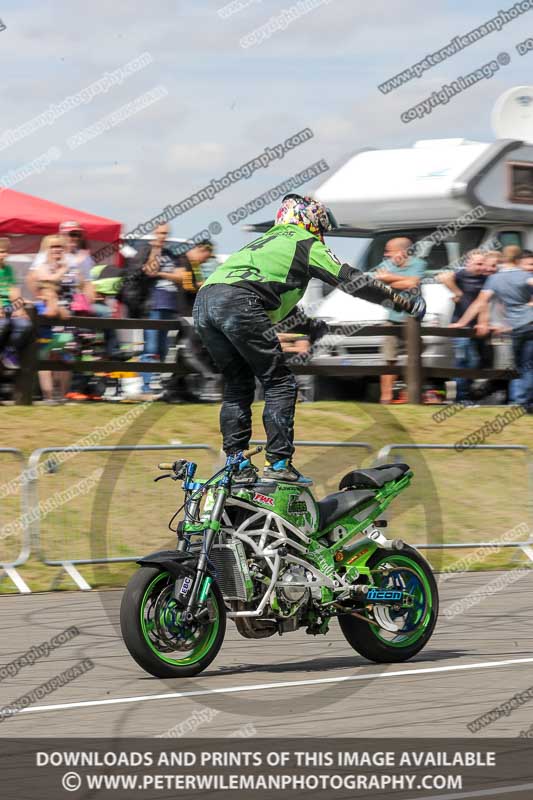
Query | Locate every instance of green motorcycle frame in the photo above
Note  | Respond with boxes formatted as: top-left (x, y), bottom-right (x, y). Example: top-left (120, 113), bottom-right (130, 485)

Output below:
top-left (120, 448), bottom-right (439, 678)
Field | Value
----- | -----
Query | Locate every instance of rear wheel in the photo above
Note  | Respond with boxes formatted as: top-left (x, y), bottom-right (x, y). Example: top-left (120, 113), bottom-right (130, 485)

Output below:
top-left (338, 546), bottom-right (438, 663)
top-left (120, 567), bottom-right (226, 678)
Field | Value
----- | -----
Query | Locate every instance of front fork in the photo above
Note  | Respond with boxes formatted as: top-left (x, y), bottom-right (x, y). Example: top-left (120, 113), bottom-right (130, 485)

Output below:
top-left (182, 483), bottom-right (228, 620)
top-left (178, 448), bottom-right (259, 620)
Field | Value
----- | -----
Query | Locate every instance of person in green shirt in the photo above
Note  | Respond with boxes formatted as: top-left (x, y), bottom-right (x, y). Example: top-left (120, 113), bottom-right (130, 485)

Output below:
top-left (194, 194), bottom-right (426, 483)
top-left (0, 245), bottom-right (16, 307)
top-left (90, 263), bottom-right (123, 358)
top-left (0, 238), bottom-right (32, 370)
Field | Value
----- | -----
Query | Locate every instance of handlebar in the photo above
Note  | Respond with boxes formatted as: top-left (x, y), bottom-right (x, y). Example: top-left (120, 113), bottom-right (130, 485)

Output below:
top-left (157, 446), bottom-right (263, 484)
top-left (159, 447), bottom-right (262, 473)
top-left (157, 458), bottom-right (188, 479)
top-left (243, 445), bottom-right (263, 459)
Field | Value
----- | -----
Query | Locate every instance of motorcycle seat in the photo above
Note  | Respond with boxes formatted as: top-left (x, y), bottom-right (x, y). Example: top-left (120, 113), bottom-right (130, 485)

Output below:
top-left (338, 463), bottom-right (411, 491)
top-left (317, 489), bottom-right (376, 530)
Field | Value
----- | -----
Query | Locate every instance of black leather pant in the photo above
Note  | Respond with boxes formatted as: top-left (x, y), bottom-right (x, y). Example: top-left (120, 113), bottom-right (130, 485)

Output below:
top-left (193, 284), bottom-right (297, 460)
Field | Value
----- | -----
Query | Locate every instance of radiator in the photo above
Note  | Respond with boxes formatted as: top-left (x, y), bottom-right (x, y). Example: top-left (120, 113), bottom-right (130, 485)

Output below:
top-left (209, 541), bottom-right (252, 601)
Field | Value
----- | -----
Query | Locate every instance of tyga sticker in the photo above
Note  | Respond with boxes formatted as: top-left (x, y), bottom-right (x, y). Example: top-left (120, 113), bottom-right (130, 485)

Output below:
top-left (286, 491), bottom-right (317, 535)
top-left (287, 497), bottom-right (308, 514)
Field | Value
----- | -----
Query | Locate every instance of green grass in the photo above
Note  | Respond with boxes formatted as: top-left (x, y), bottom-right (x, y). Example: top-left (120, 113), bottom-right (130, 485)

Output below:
top-left (0, 401), bottom-right (531, 593)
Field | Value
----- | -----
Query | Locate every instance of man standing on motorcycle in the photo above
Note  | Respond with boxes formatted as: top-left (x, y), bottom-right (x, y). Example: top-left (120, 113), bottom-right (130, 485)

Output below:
top-left (193, 194), bottom-right (426, 484)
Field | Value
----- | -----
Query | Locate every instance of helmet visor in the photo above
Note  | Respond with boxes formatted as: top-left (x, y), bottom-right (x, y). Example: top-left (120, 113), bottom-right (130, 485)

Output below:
top-left (326, 207), bottom-right (339, 232)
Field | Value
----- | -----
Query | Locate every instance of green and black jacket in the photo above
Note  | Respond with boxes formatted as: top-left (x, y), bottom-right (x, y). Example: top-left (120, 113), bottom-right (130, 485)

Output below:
top-left (202, 224), bottom-right (415, 323)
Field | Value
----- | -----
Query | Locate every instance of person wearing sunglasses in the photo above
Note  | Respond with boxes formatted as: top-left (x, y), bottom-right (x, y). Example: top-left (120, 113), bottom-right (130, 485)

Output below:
top-left (194, 193), bottom-right (426, 484)
top-left (58, 221), bottom-right (94, 279)
top-left (29, 221), bottom-right (94, 286)
top-left (28, 236), bottom-right (84, 305)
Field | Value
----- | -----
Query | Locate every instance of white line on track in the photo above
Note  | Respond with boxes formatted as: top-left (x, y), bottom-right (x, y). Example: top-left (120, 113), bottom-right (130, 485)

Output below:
top-left (16, 656), bottom-right (533, 717)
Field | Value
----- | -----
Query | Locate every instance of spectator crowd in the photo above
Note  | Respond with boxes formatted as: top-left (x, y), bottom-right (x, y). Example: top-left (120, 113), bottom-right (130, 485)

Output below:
top-left (0, 224), bottom-right (531, 411)
top-left (0, 221), bottom-right (216, 404)
top-left (378, 238), bottom-right (532, 410)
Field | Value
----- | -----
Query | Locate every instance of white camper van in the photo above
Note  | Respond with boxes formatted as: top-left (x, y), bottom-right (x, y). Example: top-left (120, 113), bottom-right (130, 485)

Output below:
top-left (307, 136), bottom-right (533, 379)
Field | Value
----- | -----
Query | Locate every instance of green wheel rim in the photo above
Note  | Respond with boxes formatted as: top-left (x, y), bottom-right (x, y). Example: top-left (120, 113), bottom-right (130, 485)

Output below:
top-left (367, 554), bottom-right (433, 648)
top-left (140, 572), bottom-right (220, 666)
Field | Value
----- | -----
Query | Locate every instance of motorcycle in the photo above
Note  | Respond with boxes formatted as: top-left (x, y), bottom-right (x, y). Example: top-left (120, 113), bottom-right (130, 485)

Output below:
top-left (120, 446), bottom-right (438, 678)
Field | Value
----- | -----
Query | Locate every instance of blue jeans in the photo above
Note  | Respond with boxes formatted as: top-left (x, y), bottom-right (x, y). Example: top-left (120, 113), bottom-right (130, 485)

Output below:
top-left (140, 309), bottom-right (177, 392)
top-left (454, 337), bottom-right (479, 402)
top-left (511, 325), bottom-right (533, 408)
top-left (194, 285), bottom-right (297, 461)
top-left (93, 300), bottom-right (118, 357)
top-left (0, 315), bottom-right (33, 354)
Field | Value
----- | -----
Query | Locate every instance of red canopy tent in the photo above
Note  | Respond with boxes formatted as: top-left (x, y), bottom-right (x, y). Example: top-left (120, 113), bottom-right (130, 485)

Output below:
top-left (0, 188), bottom-right (121, 261)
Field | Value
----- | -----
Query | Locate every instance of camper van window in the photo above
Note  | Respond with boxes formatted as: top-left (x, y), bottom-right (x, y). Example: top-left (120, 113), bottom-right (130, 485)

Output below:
top-left (497, 231), bottom-right (523, 249)
top-left (508, 163), bottom-right (533, 205)
top-left (360, 228), bottom-right (485, 273)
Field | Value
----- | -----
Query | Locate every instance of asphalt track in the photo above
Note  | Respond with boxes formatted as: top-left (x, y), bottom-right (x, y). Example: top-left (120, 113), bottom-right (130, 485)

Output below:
top-left (0, 570), bottom-right (532, 739)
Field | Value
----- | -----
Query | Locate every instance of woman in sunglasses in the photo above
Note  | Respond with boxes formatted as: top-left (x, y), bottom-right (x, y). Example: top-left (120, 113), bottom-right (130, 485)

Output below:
top-left (29, 221), bottom-right (94, 288)
top-left (58, 221), bottom-right (94, 280)
top-left (27, 236), bottom-right (80, 304)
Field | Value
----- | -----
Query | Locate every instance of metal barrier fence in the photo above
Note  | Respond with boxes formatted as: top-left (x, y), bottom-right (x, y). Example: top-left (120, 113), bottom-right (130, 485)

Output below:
top-left (3, 439), bottom-right (531, 593)
top-left (26, 444), bottom-right (220, 590)
top-left (376, 443), bottom-right (533, 562)
top-left (0, 448), bottom-right (30, 594)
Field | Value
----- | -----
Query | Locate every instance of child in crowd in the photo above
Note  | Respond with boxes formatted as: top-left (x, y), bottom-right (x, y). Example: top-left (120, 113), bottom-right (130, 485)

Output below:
top-left (34, 281), bottom-right (73, 404)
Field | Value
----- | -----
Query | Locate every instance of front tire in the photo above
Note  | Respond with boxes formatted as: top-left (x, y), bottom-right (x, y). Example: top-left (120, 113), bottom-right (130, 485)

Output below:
top-left (120, 567), bottom-right (226, 678)
top-left (338, 545), bottom-right (438, 663)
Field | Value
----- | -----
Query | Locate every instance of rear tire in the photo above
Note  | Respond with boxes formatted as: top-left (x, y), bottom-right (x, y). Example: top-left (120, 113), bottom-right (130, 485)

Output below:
top-left (338, 545), bottom-right (438, 663)
top-left (120, 567), bottom-right (226, 678)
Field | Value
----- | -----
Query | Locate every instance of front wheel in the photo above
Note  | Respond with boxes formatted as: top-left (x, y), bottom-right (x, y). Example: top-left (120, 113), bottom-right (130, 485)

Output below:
top-left (338, 545), bottom-right (438, 663)
top-left (120, 567), bottom-right (226, 678)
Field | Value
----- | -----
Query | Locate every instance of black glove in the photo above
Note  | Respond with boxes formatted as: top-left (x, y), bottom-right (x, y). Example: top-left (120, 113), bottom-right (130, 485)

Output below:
top-left (339, 266), bottom-right (426, 320)
top-left (309, 318), bottom-right (328, 343)
top-left (408, 294), bottom-right (426, 321)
